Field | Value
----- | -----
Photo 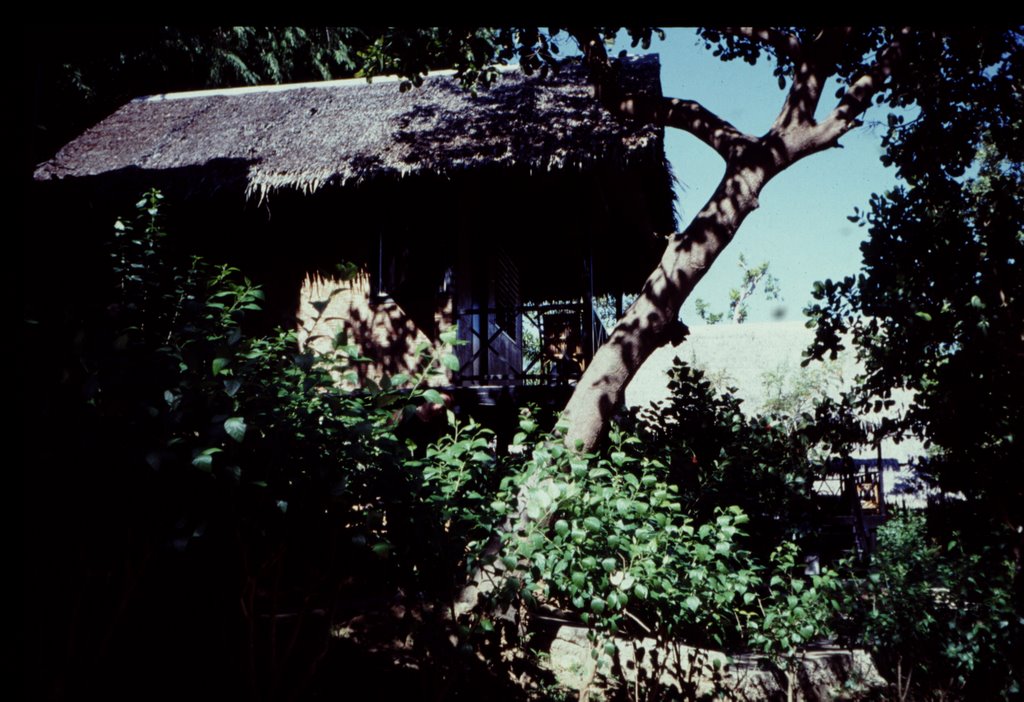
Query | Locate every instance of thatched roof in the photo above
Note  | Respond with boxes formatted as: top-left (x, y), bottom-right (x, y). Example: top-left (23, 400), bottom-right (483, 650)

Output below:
top-left (34, 55), bottom-right (674, 219)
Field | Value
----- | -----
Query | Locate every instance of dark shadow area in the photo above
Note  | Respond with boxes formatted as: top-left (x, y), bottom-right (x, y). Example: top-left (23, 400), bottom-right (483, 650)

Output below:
top-left (23, 55), bottom-right (688, 700)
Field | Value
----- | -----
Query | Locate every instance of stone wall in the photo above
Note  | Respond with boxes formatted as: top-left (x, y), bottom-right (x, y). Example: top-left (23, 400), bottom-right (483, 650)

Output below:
top-left (547, 625), bottom-right (887, 701)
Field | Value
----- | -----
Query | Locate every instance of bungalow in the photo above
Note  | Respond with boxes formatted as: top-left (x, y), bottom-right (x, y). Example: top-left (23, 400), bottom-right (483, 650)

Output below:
top-left (33, 56), bottom-right (677, 413)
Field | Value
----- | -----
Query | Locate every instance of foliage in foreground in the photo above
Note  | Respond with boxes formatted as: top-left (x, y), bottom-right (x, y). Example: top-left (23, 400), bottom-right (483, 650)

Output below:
top-left (494, 420), bottom-right (839, 658)
top-left (25, 192), bottom-right (1020, 701)
top-left (840, 514), bottom-right (1021, 700)
top-left (26, 191), bottom-right (502, 700)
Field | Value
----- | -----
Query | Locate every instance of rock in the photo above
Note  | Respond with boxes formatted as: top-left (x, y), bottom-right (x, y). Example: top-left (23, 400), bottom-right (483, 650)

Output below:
top-left (544, 626), bottom-right (888, 701)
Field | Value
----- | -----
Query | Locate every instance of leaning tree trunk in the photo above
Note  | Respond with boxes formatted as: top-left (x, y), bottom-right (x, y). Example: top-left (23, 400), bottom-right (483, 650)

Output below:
top-left (562, 153), bottom-right (774, 451)
top-left (558, 26), bottom-right (910, 452)
top-left (455, 25), bottom-right (910, 615)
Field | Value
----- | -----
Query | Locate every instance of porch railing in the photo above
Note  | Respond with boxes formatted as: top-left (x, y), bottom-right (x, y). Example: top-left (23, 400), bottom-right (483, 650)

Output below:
top-left (454, 300), bottom-right (609, 386)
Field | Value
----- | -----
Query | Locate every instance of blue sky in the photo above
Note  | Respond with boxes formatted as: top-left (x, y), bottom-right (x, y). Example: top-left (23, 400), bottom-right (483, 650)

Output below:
top-left (610, 28), bottom-right (904, 325)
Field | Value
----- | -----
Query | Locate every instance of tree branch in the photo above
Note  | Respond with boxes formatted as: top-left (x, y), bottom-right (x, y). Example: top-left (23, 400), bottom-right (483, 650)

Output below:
top-left (569, 27), bottom-right (751, 160)
top-left (720, 27), bottom-right (802, 62)
top-left (618, 95), bottom-right (751, 160)
top-left (768, 27), bottom-right (859, 139)
top-left (810, 27), bottom-right (912, 148)
top-left (771, 55), bottom-right (827, 135)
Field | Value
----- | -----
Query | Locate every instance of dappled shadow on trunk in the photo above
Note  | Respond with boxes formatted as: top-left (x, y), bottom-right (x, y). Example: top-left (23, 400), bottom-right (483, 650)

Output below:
top-left (564, 139), bottom-right (783, 450)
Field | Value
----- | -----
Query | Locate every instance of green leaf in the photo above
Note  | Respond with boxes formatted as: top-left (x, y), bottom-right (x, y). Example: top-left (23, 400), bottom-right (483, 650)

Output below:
top-left (441, 354), bottom-right (461, 372)
top-left (191, 447), bottom-right (222, 472)
top-left (212, 357), bottom-right (230, 375)
top-left (224, 416), bottom-right (247, 442)
top-left (422, 389), bottom-right (444, 404)
top-left (684, 595), bottom-right (701, 612)
top-left (192, 454), bottom-right (214, 472)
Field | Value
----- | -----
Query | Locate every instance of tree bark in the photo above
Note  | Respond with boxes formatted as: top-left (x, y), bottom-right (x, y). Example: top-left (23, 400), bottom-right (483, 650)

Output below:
top-left (562, 153), bottom-right (774, 450)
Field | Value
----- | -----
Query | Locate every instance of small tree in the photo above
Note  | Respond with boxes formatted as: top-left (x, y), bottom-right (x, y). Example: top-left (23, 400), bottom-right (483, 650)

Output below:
top-left (556, 26), bottom-right (924, 450)
top-left (694, 254), bottom-right (783, 324)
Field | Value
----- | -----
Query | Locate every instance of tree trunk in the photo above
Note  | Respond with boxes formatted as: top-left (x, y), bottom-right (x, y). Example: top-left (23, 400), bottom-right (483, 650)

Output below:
top-left (557, 26), bottom-right (909, 451)
top-left (455, 150), bottom-right (779, 611)
top-left (562, 153), bottom-right (774, 451)
top-left (454, 25), bottom-right (908, 615)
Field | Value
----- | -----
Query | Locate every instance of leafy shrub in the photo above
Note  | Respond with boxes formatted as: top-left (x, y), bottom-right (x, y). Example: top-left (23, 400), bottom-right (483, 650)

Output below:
top-left (631, 359), bottom-right (823, 559)
top-left (840, 513), bottom-right (1021, 700)
top-left (495, 423), bottom-right (761, 650)
top-left (51, 191), bottom-right (1010, 702)
top-left (486, 413), bottom-right (848, 693)
top-left (27, 191), bottom-right (502, 700)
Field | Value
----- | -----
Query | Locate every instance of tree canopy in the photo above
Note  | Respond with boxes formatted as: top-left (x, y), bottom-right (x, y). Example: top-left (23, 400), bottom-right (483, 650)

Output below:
top-left (806, 28), bottom-right (1023, 527)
